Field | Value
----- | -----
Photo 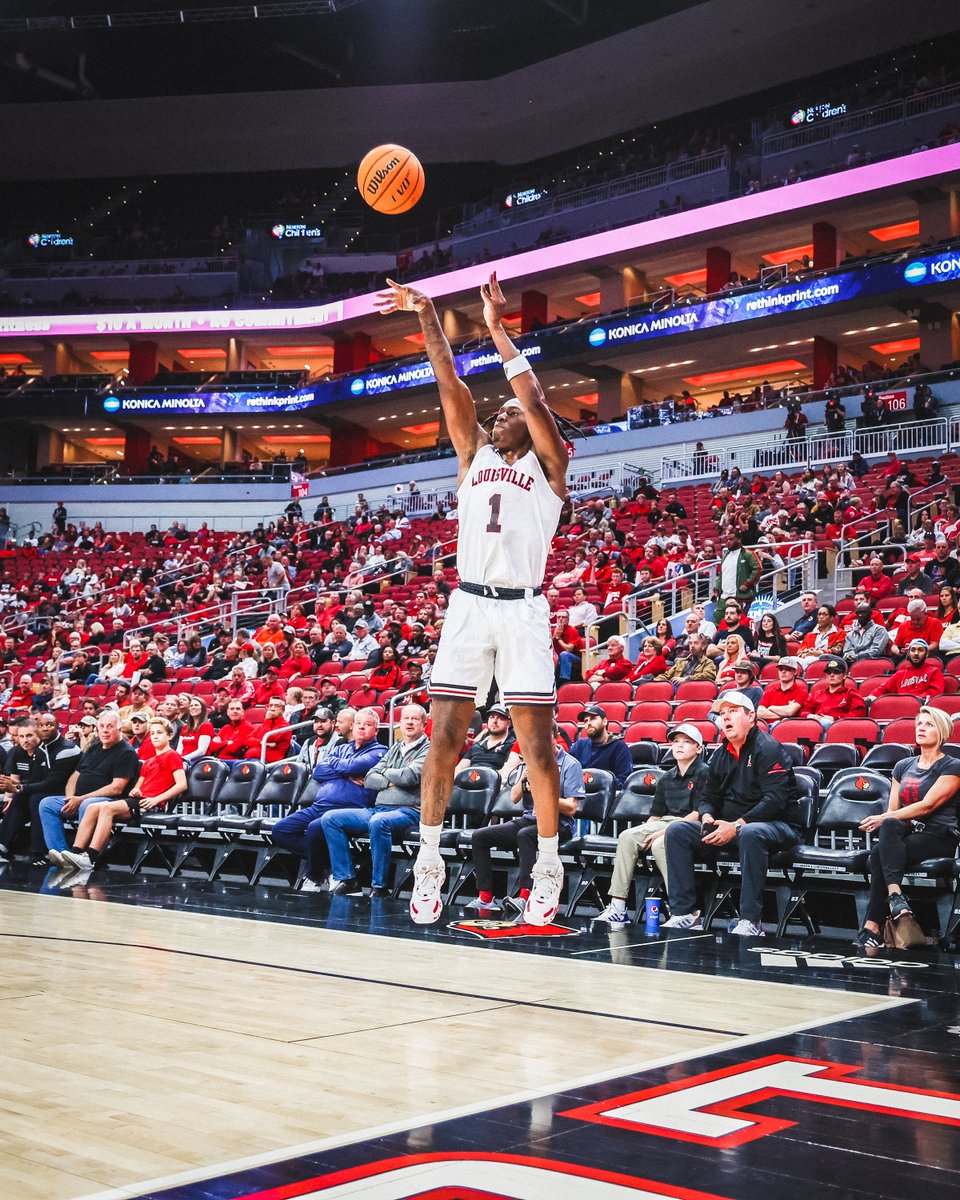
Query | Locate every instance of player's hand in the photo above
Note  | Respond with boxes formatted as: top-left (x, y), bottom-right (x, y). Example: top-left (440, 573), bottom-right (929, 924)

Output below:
top-left (374, 278), bottom-right (430, 315)
top-left (480, 271), bottom-right (507, 327)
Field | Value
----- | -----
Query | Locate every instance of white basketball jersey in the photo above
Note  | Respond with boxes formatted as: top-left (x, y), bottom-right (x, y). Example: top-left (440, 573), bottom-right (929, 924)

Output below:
top-left (456, 443), bottom-right (562, 589)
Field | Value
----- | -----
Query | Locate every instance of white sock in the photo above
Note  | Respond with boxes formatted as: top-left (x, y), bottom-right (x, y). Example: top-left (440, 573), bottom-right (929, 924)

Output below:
top-left (610, 897), bottom-right (627, 914)
top-left (417, 823), bottom-right (442, 861)
top-left (537, 834), bottom-right (560, 864)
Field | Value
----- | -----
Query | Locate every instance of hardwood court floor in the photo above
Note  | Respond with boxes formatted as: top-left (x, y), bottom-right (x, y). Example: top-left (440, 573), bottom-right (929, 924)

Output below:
top-left (0, 889), bottom-right (895, 1200)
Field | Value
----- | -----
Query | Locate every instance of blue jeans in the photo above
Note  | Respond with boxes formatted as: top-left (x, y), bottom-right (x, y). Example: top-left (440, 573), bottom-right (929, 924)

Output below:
top-left (557, 651), bottom-right (581, 682)
top-left (271, 798), bottom-right (360, 882)
top-left (321, 806), bottom-right (419, 886)
top-left (664, 817), bottom-right (800, 923)
top-left (38, 795), bottom-right (101, 853)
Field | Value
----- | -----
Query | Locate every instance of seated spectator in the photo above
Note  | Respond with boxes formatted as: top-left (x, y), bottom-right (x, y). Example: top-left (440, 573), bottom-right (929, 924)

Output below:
top-left (369, 645), bottom-right (404, 694)
top-left (0, 715), bottom-right (80, 868)
top-left (119, 682), bottom-right (155, 724)
top-left (891, 599), bottom-right (943, 660)
top-left (318, 676), bottom-right (346, 715)
top-left (279, 638), bottom-right (313, 680)
top-left (321, 704), bottom-right (430, 896)
top-left (97, 647), bottom-right (127, 683)
top-left (715, 634), bottom-right (750, 687)
top-left (252, 666), bottom-right (286, 707)
top-left (756, 656), bottom-right (808, 723)
top-left (843, 604), bottom-right (891, 662)
top-left (569, 703), bottom-right (632, 788)
top-left (711, 599), bottom-right (755, 651)
top-left (806, 658), bottom-right (868, 727)
top-left (567, 585), bottom-right (599, 632)
top-left (464, 722), bottom-right (584, 914)
top-left (594, 724), bottom-right (708, 927)
top-left (927, 539), bottom-right (960, 590)
top-left (202, 643), bottom-right (240, 682)
top-left (454, 703), bottom-right (517, 781)
top-left (553, 609), bottom-right (583, 683)
top-left (653, 618), bottom-right (677, 658)
top-left (346, 619), bottom-right (378, 662)
top-left (38, 710), bottom-right (140, 863)
top-left (753, 612), bottom-right (788, 666)
top-left (318, 622), bottom-right (354, 664)
top-left (860, 555), bottom-right (895, 604)
top-left (179, 696), bottom-right (214, 762)
top-left (127, 712), bottom-right (157, 761)
top-left (209, 699), bottom-right (260, 760)
top-left (855, 707), bottom-right (960, 950)
top-left (252, 695), bottom-right (293, 763)
top-left (796, 603), bottom-right (844, 668)
top-left (270, 707), bottom-right (386, 892)
top-left (137, 641), bottom-right (167, 683)
top-left (208, 688), bottom-right (232, 731)
top-left (661, 690), bottom-right (802, 937)
top-left (401, 659), bottom-right (430, 708)
top-left (57, 718), bottom-right (187, 879)
top-left (585, 637), bottom-right (634, 687)
top-left (253, 614), bottom-right (286, 647)
top-left (654, 633), bottom-right (717, 687)
top-left (720, 660), bottom-right (764, 711)
top-left (937, 586), bottom-right (960, 626)
top-left (896, 558), bottom-right (934, 595)
top-left (789, 591), bottom-right (820, 638)
top-left (874, 639), bottom-right (944, 702)
top-left (625, 636), bottom-right (670, 684)
top-left (225, 664), bottom-right (256, 707)
top-left (288, 685), bottom-right (321, 727)
top-left (238, 641), bottom-right (261, 679)
top-left (297, 706), bottom-right (344, 770)
top-left (671, 611), bottom-right (703, 658)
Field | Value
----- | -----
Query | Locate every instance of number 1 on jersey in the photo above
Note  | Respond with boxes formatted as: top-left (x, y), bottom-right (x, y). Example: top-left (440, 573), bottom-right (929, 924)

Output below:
top-left (486, 492), bottom-right (503, 533)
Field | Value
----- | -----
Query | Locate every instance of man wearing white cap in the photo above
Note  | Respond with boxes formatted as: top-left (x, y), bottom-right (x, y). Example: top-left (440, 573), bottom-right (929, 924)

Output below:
top-left (377, 272), bottom-right (569, 927)
top-left (661, 690), bottom-right (802, 937)
top-left (595, 724), bottom-right (708, 928)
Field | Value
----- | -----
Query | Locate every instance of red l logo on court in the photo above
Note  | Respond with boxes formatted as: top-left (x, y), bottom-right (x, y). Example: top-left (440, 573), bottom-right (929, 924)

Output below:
top-left (561, 1054), bottom-right (960, 1147)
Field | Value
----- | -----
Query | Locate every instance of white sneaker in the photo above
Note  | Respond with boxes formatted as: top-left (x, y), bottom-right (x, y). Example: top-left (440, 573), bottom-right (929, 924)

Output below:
top-left (524, 860), bottom-right (564, 926)
top-left (729, 918), bottom-right (764, 937)
top-left (662, 911), bottom-right (703, 930)
top-left (62, 850), bottom-right (92, 872)
top-left (594, 903), bottom-right (630, 928)
top-left (299, 878), bottom-right (324, 893)
top-left (47, 849), bottom-right (66, 867)
top-left (464, 895), bottom-right (502, 912)
top-left (409, 858), bottom-right (445, 925)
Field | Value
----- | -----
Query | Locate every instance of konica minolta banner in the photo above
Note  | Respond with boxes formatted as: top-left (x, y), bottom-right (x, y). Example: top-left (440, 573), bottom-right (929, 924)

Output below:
top-left (93, 246), bottom-right (960, 417)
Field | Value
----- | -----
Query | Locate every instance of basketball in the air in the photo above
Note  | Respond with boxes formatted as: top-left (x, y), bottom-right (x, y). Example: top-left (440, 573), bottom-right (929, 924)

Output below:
top-left (357, 144), bottom-right (425, 215)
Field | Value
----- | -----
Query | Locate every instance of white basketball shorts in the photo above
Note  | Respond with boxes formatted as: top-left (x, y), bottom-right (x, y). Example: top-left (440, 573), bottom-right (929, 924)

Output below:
top-left (428, 588), bottom-right (556, 708)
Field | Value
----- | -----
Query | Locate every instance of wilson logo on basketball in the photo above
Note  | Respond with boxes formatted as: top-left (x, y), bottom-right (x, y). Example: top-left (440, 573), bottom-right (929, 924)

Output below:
top-left (365, 158), bottom-right (401, 195)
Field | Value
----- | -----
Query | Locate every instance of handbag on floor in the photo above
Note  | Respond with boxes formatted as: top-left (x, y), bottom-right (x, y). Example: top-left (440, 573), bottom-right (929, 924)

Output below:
top-left (883, 913), bottom-right (926, 950)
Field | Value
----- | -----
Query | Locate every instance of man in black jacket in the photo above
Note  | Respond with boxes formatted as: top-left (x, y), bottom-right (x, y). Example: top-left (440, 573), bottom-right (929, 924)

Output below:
top-left (662, 690), bottom-right (801, 937)
top-left (0, 715), bottom-right (81, 865)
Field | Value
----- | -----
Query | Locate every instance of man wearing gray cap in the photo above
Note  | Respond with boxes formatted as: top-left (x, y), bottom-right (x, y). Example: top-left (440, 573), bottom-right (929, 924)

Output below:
top-left (662, 690), bottom-right (802, 937)
top-left (873, 639), bottom-right (945, 702)
top-left (595, 724), bottom-right (708, 928)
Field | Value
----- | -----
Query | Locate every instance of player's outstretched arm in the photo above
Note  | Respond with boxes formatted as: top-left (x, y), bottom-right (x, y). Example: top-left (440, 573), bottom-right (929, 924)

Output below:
top-left (375, 279), bottom-right (486, 468)
top-left (480, 272), bottom-right (568, 495)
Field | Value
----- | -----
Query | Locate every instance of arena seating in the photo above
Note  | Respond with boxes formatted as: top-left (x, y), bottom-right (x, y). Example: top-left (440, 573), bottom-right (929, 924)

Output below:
top-left (4, 446), bottom-right (960, 942)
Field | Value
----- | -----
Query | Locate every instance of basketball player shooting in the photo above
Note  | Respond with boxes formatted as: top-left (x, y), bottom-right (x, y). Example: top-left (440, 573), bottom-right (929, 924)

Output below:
top-left (375, 272), bottom-right (569, 925)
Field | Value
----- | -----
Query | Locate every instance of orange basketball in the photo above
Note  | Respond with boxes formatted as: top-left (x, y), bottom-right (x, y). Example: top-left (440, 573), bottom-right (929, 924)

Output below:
top-left (357, 144), bottom-right (425, 215)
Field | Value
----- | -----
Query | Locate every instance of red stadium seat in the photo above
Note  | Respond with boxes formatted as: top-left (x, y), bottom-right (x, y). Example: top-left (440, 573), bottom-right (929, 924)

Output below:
top-left (557, 703), bottom-right (584, 725)
top-left (631, 682), bottom-right (674, 704)
top-left (670, 720), bottom-right (718, 743)
top-left (673, 681), bottom-right (718, 702)
top-left (848, 659), bottom-right (894, 681)
top-left (628, 701), bottom-right (671, 722)
top-left (593, 682), bottom-right (632, 704)
top-left (803, 661), bottom-right (829, 682)
top-left (673, 701), bottom-right (714, 722)
top-left (771, 719), bottom-right (825, 760)
top-left (869, 696), bottom-right (921, 722)
top-left (623, 721), bottom-right (668, 744)
top-left (825, 719), bottom-right (882, 757)
top-left (882, 718), bottom-right (919, 745)
top-left (928, 695), bottom-right (960, 715)
top-left (317, 662), bottom-right (343, 676)
top-left (557, 683), bottom-right (591, 706)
